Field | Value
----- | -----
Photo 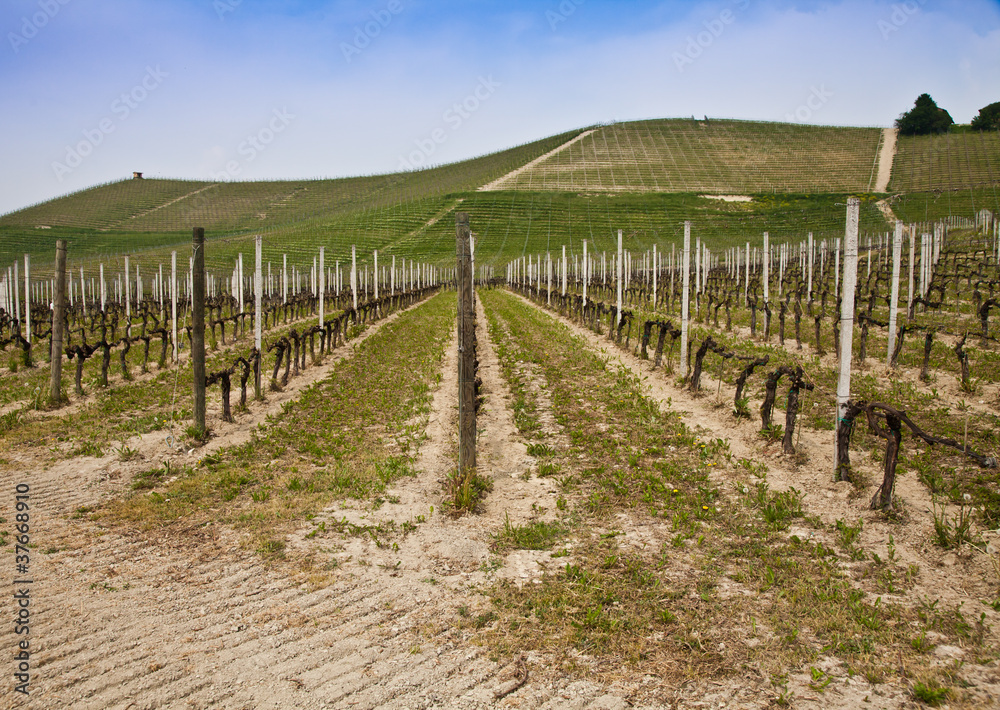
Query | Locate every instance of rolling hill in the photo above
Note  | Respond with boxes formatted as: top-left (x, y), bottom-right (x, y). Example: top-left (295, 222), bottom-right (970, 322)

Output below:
top-left (1, 118), bottom-right (997, 275)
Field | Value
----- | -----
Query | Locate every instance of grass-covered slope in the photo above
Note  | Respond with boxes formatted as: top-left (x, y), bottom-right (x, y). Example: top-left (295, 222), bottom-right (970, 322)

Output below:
top-left (484, 119), bottom-right (884, 194)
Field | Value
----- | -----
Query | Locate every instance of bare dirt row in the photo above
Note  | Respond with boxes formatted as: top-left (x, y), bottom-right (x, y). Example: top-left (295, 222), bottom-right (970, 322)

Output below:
top-left (1, 294), bottom-right (642, 710)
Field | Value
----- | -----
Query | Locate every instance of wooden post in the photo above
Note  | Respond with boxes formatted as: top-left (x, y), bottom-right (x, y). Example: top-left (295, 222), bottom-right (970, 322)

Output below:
top-left (762, 232), bottom-right (770, 306)
top-left (546, 252), bottom-right (552, 305)
top-left (351, 245), bottom-right (358, 310)
top-left (835, 198), bottom-right (860, 480)
top-left (171, 251), bottom-right (178, 362)
top-left (255, 235), bottom-right (263, 398)
top-left (616, 229), bottom-right (623, 328)
top-left (906, 228), bottom-right (915, 318)
top-left (49, 240), bottom-right (67, 405)
top-left (562, 244), bottom-right (566, 296)
top-left (887, 221), bottom-right (902, 364)
top-left (456, 213), bottom-right (476, 475)
top-left (24, 255), bottom-right (31, 343)
top-left (807, 232), bottom-right (814, 302)
top-left (238, 252), bottom-right (244, 314)
top-left (743, 242), bottom-right (750, 305)
top-left (319, 246), bottom-right (325, 326)
top-left (192, 229), bottom-right (207, 437)
top-left (652, 243), bottom-right (657, 307)
top-left (583, 240), bottom-right (588, 307)
top-left (680, 221), bottom-right (691, 375)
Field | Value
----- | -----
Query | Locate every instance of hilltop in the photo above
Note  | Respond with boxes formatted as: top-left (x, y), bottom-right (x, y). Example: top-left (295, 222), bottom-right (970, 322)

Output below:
top-left (1, 118), bottom-right (997, 271)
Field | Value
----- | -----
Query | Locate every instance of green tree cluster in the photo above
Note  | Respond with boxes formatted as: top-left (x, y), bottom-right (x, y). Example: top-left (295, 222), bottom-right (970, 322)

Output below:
top-left (971, 102), bottom-right (1000, 131)
top-left (895, 93), bottom-right (954, 135)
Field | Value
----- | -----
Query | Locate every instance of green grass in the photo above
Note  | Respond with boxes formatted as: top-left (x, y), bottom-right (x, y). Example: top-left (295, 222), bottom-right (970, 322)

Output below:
top-left (489, 119), bottom-right (883, 194)
top-left (890, 131), bottom-right (1000, 193)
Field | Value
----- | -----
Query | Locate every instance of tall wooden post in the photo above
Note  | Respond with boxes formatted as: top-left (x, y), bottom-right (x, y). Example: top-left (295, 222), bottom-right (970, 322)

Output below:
top-left (652, 243), bottom-right (657, 307)
top-left (351, 245), bottom-right (358, 310)
top-left (49, 240), bottom-right (67, 405)
top-left (171, 251), bottom-right (178, 362)
top-left (807, 232), bottom-right (814, 302)
top-left (680, 221), bottom-right (691, 375)
top-left (616, 229), bottom-right (623, 328)
top-left (319, 246), bottom-right (325, 326)
top-left (255, 235), bottom-right (263, 399)
top-left (887, 221), bottom-right (902, 364)
top-left (762, 232), bottom-right (770, 306)
top-left (907, 228), bottom-right (915, 318)
top-left (191, 229), bottom-right (207, 438)
top-left (456, 213), bottom-right (476, 475)
top-left (561, 245), bottom-right (567, 296)
top-left (835, 198), bottom-right (860, 481)
top-left (24, 255), bottom-right (31, 343)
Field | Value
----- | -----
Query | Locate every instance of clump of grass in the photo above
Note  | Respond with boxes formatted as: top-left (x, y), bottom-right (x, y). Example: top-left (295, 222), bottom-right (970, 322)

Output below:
top-left (749, 483), bottom-right (803, 530)
top-left (932, 495), bottom-right (973, 550)
top-left (493, 513), bottom-right (565, 551)
top-left (911, 678), bottom-right (950, 706)
top-left (446, 467), bottom-right (493, 514)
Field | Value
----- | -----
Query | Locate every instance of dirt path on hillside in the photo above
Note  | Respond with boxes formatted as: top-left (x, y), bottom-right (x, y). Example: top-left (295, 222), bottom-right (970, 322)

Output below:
top-left (874, 126), bottom-right (897, 194)
top-left (506, 291), bottom-right (1000, 709)
top-left (479, 131), bottom-right (597, 191)
top-left (1, 295), bottom-right (646, 710)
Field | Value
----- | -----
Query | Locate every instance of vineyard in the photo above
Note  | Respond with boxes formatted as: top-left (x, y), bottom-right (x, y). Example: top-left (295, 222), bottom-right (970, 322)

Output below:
top-left (2, 118), bottom-right (1000, 708)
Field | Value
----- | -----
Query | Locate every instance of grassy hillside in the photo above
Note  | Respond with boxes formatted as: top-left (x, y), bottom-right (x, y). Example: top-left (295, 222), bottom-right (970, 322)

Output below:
top-left (0, 128), bottom-right (588, 260)
top-left (8, 191), bottom-right (887, 282)
top-left (889, 130), bottom-right (1000, 193)
top-left (483, 119), bottom-right (884, 194)
top-left (5, 117), bottom-right (998, 279)
top-left (887, 130), bottom-right (1000, 224)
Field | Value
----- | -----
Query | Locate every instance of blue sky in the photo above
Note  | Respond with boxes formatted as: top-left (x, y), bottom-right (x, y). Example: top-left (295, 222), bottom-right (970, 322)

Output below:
top-left (2, 0), bottom-right (998, 215)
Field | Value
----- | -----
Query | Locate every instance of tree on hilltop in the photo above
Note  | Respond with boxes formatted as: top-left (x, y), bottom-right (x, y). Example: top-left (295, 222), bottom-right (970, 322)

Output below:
top-left (971, 101), bottom-right (1000, 131)
top-left (895, 93), bottom-right (954, 135)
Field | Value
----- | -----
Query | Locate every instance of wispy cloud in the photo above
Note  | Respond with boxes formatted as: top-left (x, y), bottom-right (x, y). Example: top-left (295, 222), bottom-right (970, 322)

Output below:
top-left (1, 0), bottom-right (998, 215)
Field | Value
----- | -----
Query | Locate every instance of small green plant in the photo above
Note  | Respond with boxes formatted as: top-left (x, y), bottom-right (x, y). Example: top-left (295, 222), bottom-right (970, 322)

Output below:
top-left (835, 518), bottom-right (866, 559)
top-left (446, 467), bottom-right (493, 514)
top-left (808, 667), bottom-right (831, 692)
top-left (114, 443), bottom-right (140, 461)
top-left (932, 495), bottom-right (973, 550)
top-left (761, 423), bottom-right (784, 442)
top-left (911, 679), bottom-right (949, 706)
top-left (494, 512), bottom-right (565, 550)
top-left (911, 630), bottom-right (934, 653)
top-left (753, 484), bottom-right (803, 529)
top-left (526, 442), bottom-right (555, 457)
top-left (733, 396), bottom-right (751, 419)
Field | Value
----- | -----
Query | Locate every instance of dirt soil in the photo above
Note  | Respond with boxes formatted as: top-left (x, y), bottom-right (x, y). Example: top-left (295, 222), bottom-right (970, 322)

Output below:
top-left (3, 291), bottom-right (1000, 709)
